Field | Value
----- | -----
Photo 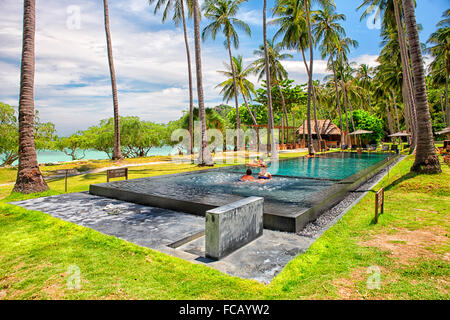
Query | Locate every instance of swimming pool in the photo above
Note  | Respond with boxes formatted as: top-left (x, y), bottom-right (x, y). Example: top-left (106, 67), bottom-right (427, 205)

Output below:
top-left (90, 152), bottom-right (398, 233)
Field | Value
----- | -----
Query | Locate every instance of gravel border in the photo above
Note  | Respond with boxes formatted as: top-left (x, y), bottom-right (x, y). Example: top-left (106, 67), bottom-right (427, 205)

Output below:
top-left (298, 155), bottom-right (406, 238)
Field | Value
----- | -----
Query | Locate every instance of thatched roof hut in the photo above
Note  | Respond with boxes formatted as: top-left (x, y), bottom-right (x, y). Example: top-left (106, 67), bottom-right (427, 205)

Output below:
top-left (296, 120), bottom-right (342, 136)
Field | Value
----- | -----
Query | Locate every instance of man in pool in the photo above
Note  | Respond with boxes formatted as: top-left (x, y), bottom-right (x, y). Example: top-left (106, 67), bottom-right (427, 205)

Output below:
top-left (240, 169), bottom-right (256, 181)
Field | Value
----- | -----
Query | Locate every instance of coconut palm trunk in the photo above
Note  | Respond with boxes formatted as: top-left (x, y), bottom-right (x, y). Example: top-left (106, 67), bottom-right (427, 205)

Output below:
top-left (264, 0), bottom-right (277, 159)
top-left (103, 0), bottom-right (122, 160)
top-left (330, 57), bottom-right (345, 146)
top-left (180, 0), bottom-right (195, 158)
top-left (446, 75), bottom-right (449, 126)
top-left (193, 0), bottom-right (213, 166)
top-left (226, 36), bottom-right (241, 151)
top-left (393, 0), bottom-right (417, 147)
top-left (304, 1), bottom-right (314, 155)
top-left (401, 0), bottom-right (441, 173)
top-left (13, 0), bottom-right (49, 194)
top-left (241, 93), bottom-right (260, 152)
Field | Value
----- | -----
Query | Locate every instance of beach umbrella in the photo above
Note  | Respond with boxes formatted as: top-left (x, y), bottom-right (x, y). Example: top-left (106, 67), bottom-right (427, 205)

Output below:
top-left (348, 129), bottom-right (373, 135)
top-left (388, 132), bottom-right (411, 137)
top-left (348, 130), bottom-right (373, 148)
top-left (436, 127), bottom-right (450, 135)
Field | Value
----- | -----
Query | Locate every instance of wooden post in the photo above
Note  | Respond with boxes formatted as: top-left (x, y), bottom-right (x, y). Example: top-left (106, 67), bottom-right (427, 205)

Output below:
top-left (375, 187), bottom-right (384, 223)
top-left (65, 169), bottom-right (68, 193)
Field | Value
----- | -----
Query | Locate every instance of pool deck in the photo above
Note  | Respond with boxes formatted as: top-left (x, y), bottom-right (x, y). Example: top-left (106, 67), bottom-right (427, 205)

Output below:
top-left (89, 153), bottom-right (400, 233)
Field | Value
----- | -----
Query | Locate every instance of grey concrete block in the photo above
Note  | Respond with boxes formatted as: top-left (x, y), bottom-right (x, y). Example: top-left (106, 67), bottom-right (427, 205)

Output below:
top-left (206, 196), bottom-right (264, 260)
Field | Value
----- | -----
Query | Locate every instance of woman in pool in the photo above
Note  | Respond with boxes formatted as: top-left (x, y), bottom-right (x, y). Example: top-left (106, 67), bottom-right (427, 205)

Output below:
top-left (258, 166), bottom-right (272, 180)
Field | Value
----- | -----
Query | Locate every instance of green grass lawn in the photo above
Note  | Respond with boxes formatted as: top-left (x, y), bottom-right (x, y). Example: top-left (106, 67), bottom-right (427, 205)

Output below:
top-left (0, 153), bottom-right (448, 299)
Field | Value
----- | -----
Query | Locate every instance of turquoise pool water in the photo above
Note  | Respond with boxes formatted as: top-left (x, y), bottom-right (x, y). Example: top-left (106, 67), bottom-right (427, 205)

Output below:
top-left (263, 152), bottom-right (391, 180)
top-left (141, 152), bottom-right (392, 205)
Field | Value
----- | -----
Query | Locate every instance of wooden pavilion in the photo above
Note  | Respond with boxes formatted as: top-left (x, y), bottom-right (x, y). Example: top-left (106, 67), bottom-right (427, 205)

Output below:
top-left (296, 120), bottom-right (343, 149)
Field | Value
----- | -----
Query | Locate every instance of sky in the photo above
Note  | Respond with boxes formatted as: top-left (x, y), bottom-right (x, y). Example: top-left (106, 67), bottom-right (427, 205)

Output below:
top-left (0, 0), bottom-right (448, 136)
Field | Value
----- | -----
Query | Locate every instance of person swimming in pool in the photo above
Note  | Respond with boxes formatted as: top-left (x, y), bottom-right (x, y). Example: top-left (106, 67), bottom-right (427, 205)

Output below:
top-left (239, 168), bottom-right (270, 183)
top-left (258, 166), bottom-right (272, 180)
top-left (240, 168), bottom-right (256, 181)
top-left (247, 158), bottom-right (267, 168)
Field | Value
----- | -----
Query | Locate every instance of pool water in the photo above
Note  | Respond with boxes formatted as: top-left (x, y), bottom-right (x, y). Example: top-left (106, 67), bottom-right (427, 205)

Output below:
top-left (112, 152), bottom-right (390, 207)
top-left (262, 152), bottom-right (391, 180)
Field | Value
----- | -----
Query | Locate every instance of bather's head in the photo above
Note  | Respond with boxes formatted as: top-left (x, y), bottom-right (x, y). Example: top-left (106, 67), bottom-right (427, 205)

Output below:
top-left (246, 169), bottom-right (252, 176)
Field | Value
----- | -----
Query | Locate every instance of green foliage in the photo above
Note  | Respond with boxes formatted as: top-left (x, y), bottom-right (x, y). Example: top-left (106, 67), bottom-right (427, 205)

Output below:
top-left (83, 117), bottom-right (168, 159)
top-left (0, 102), bottom-right (57, 167)
top-left (179, 107), bottom-right (228, 131)
top-left (341, 109), bottom-right (384, 143)
top-left (55, 131), bottom-right (89, 161)
top-left (255, 79), bottom-right (307, 115)
top-left (227, 104), bottom-right (268, 126)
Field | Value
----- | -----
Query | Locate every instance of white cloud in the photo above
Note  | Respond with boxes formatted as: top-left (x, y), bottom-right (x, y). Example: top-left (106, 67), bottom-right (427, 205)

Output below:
top-left (0, 0), bottom-right (380, 136)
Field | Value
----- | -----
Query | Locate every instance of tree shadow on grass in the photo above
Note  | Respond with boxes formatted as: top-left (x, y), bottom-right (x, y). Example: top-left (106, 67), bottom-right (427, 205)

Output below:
top-left (384, 171), bottom-right (418, 192)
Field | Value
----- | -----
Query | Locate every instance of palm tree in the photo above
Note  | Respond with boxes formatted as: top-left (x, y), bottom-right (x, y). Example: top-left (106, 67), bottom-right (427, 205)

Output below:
top-left (202, 0), bottom-right (251, 151)
top-left (427, 10), bottom-right (450, 126)
top-left (356, 64), bottom-right (374, 113)
top-left (313, 5), bottom-right (346, 145)
top-left (148, 0), bottom-right (195, 156)
top-left (103, 0), bottom-right (122, 160)
top-left (216, 56), bottom-right (257, 125)
top-left (13, 0), bottom-right (49, 194)
top-left (252, 41), bottom-right (293, 144)
top-left (358, 0), bottom-right (417, 148)
top-left (263, 0), bottom-right (277, 159)
top-left (301, 0), bottom-right (334, 154)
top-left (193, 0), bottom-right (213, 166)
top-left (401, 0), bottom-right (441, 173)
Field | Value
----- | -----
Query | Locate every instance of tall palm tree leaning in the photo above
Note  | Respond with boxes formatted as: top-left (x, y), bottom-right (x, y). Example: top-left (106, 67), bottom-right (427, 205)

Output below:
top-left (263, 0), bottom-right (278, 159)
top-left (401, 0), bottom-right (441, 173)
top-left (313, 5), bottom-right (346, 146)
top-left (216, 56), bottom-right (260, 148)
top-left (13, 0), bottom-right (49, 194)
top-left (193, 0), bottom-right (213, 166)
top-left (301, 0), bottom-right (334, 154)
top-left (202, 0), bottom-right (251, 151)
top-left (252, 40), bottom-right (293, 145)
top-left (103, 0), bottom-right (122, 160)
top-left (148, 0), bottom-right (195, 156)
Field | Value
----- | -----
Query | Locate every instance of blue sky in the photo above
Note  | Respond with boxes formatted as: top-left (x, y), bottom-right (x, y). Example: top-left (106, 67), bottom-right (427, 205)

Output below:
top-left (0, 0), bottom-right (448, 136)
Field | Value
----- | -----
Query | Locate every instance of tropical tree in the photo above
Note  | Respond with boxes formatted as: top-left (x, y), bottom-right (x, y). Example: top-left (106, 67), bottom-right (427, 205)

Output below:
top-left (427, 9), bottom-right (450, 126)
top-left (313, 5), bottom-right (346, 145)
top-left (1, 103), bottom-right (57, 167)
top-left (216, 55), bottom-right (257, 125)
top-left (263, 0), bottom-right (277, 159)
top-left (401, 0), bottom-right (441, 173)
top-left (103, 0), bottom-right (122, 160)
top-left (358, 0), bottom-right (417, 148)
top-left (193, 0), bottom-right (213, 165)
top-left (356, 64), bottom-right (374, 113)
top-left (252, 40), bottom-right (293, 143)
top-left (13, 0), bottom-right (48, 193)
top-left (148, 0), bottom-right (196, 155)
top-left (202, 0), bottom-right (251, 151)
